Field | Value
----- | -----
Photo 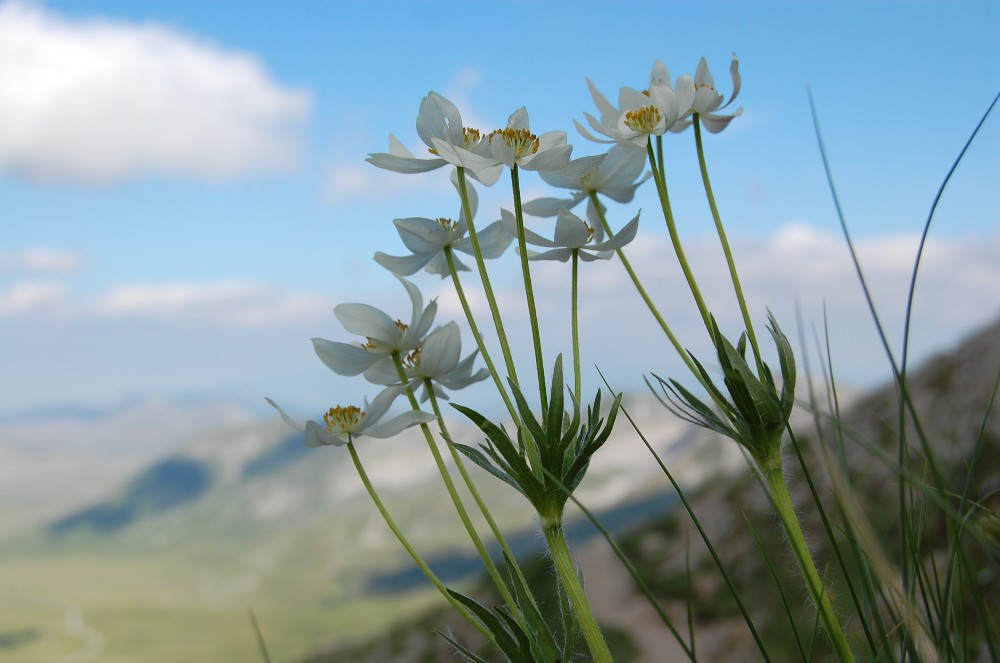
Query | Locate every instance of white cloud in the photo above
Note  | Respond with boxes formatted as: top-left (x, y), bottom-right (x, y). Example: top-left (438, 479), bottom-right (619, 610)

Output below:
top-left (0, 247), bottom-right (83, 274)
top-left (0, 281), bottom-right (64, 315)
top-left (93, 281), bottom-right (329, 327)
top-left (0, 2), bottom-right (311, 184)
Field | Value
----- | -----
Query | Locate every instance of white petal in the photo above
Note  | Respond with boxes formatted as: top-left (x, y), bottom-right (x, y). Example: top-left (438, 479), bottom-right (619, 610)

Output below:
top-left (455, 219), bottom-right (512, 259)
top-left (649, 60), bottom-right (672, 88)
top-left (724, 53), bottom-right (742, 108)
top-left (419, 322), bottom-right (462, 376)
top-left (506, 106), bottom-right (529, 131)
top-left (394, 217), bottom-right (450, 254)
top-left (701, 107), bottom-right (743, 133)
top-left (373, 252), bottom-right (431, 277)
top-left (550, 154), bottom-right (604, 181)
top-left (489, 136), bottom-right (517, 169)
top-left (553, 209), bottom-right (592, 248)
top-left (366, 152), bottom-right (446, 174)
top-left (431, 138), bottom-right (503, 183)
top-left (694, 57), bottom-right (715, 89)
top-left (417, 92), bottom-right (464, 148)
top-left (521, 144), bottom-right (572, 172)
top-left (527, 247), bottom-right (573, 262)
top-left (590, 212), bottom-right (640, 251)
top-left (335, 303), bottom-right (400, 341)
top-left (585, 77), bottom-right (619, 123)
top-left (265, 398), bottom-right (305, 432)
top-left (574, 117), bottom-right (615, 144)
top-left (362, 356), bottom-right (403, 387)
top-left (312, 338), bottom-right (378, 376)
top-left (388, 134), bottom-right (416, 158)
top-left (304, 419), bottom-right (345, 447)
top-left (363, 411), bottom-right (436, 439)
top-left (407, 298), bottom-right (438, 347)
top-left (362, 385), bottom-right (406, 425)
top-left (522, 196), bottom-right (578, 217)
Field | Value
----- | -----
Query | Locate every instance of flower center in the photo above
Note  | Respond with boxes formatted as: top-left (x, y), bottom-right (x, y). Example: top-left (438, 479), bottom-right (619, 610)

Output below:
top-left (428, 127), bottom-right (483, 155)
top-left (437, 217), bottom-right (459, 231)
top-left (361, 320), bottom-right (408, 350)
top-left (402, 347), bottom-right (422, 369)
top-left (462, 127), bottom-right (483, 149)
top-left (323, 405), bottom-right (364, 432)
top-left (623, 105), bottom-right (662, 134)
top-left (490, 128), bottom-right (540, 158)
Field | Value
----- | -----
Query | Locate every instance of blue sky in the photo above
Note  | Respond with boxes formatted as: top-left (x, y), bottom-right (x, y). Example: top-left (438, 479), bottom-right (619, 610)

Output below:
top-left (2, 0), bottom-right (998, 418)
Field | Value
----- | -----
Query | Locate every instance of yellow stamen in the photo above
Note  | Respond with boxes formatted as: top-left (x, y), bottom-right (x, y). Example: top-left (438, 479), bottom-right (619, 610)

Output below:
top-left (323, 405), bottom-right (365, 432)
top-left (402, 348), bottom-right (422, 369)
top-left (360, 320), bottom-right (408, 350)
top-left (427, 127), bottom-right (483, 155)
top-left (490, 127), bottom-right (540, 158)
top-left (623, 105), bottom-right (662, 134)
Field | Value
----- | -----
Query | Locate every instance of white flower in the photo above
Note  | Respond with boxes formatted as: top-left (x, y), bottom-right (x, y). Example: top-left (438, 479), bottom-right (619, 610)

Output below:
top-left (503, 208), bottom-right (640, 262)
top-left (266, 386), bottom-right (435, 447)
top-left (576, 73), bottom-right (687, 147)
top-left (681, 54), bottom-right (743, 133)
top-left (366, 92), bottom-right (501, 183)
top-left (363, 321), bottom-right (489, 401)
top-left (312, 276), bottom-right (436, 376)
top-left (524, 145), bottom-right (649, 218)
top-left (374, 174), bottom-right (512, 278)
top-left (432, 106), bottom-right (573, 181)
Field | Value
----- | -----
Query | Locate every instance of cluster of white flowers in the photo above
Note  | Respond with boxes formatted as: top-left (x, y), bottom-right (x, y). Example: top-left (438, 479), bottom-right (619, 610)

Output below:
top-left (577, 55), bottom-right (742, 146)
top-left (273, 55), bottom-right (741, 448)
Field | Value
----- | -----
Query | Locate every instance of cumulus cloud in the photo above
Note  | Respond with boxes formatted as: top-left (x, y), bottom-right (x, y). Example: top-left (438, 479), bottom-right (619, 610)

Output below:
top-left (0, 275), bottom-right (332, 327)
top-left (0, 2), bottom-right (311, 184)
top-left (0, 281), bottom-right (64, 315)
top-left (93, 281), bottom-right (330, 327)
top-left (0, 247), bottom-right (83, 274)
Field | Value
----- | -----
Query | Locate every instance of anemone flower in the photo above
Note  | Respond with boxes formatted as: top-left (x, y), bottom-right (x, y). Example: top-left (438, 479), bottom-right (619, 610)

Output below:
top-left (312, 276), bottom-right (436, 377)
top-left (266, 386), bottom-right (435, 447)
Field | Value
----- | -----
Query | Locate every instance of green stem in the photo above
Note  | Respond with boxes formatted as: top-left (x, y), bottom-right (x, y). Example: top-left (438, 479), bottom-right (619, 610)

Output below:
top-left (510, 165), bottom-right (547, 414)
top-left (443, 246), bottom-right (518, 422)
top-left (693, 117), bottom-right (765, 376)
top-left (425, 383), bottom-right (544, 617)
top-left (542, 519), bottom-right (614, 663)
top-left (647, 138), bottom-right (712, 335)
top-left (571, 249), bottom-right (581, 406)
top-left (346, 440), bottom-right (490, 642)
top-left (390, 354), bottom-right (519, 616)
top-left (762, 460), bottom-right (856, 662)
top-left (455, 167), bottom-right (520, 388)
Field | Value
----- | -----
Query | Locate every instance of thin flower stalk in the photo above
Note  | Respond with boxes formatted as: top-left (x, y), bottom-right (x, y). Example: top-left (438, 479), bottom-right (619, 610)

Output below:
top-left (761, 458), bottom-right (857, 662)
top-left (455, 167), bottom-right (521, 389)
top-left (510, 164), bottom-right (548, 414)
top-left (344, 440), bottom-right (492, 643)
top-left (542, 519), bottom-right (614, 663)
top-left (571, 250), bottom-right (581, 403)
top-left (441, 245), bottom-right (518, 421)
top-left (693, 116), bottom-right (765, 376)
top-left (423, 382), bottom-right (545, 620)
top-left (390, 352), bottom-right (521, 619)
top-left (646, 138), bottom-right (712, 335)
